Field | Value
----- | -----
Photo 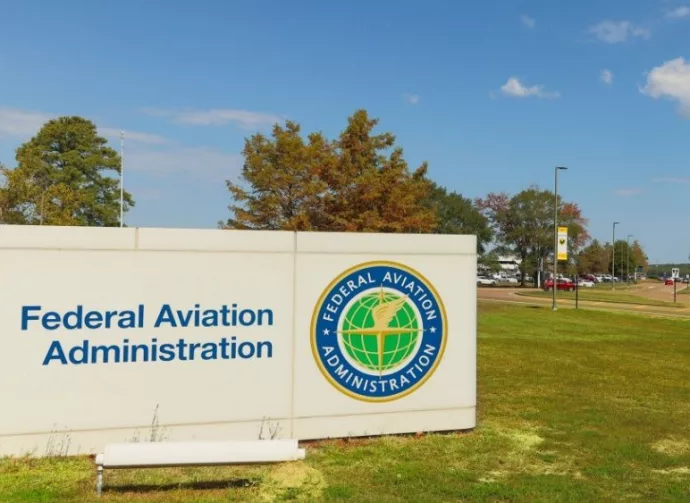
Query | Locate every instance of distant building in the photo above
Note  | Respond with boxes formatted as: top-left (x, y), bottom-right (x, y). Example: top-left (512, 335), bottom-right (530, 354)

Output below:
top-left (497, 255), bottom-right (521, 273)
top-left (477, 254), bottom-right (523, 277)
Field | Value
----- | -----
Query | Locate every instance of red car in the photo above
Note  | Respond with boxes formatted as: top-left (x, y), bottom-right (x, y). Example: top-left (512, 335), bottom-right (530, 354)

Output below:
top-left (664, 278), bottom-right (675, 286)
top-left (543, 278), bottom-right (576, 292)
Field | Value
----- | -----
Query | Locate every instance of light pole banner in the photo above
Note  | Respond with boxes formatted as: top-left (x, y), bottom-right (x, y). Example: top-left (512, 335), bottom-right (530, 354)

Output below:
top-left (557, 227), bottom-right (568, 261)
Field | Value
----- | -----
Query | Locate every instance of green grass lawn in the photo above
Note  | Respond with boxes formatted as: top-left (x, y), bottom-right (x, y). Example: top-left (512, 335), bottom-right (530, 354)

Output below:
top-left (517, 288), bottom-right (684, 308)
top-left (2, 304), bottom-right (690, 502)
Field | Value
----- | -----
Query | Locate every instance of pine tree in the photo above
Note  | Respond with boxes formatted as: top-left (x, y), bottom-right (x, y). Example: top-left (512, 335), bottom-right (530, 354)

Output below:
top-left (0, 116), bottom-right (133, 226)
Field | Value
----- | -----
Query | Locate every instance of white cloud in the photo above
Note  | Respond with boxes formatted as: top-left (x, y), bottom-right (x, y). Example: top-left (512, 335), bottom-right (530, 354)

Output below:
top-left (499, 77), bottom-right (560, 99)
top-left (143, 108), bottom-right (282, 129)
top-left (0, 107), bottom-right (171, 147)
top-left (641, 57), bottom-right (690, 116)
top-left (652, 176), bottom-right (690, 184)
top-left (521, 15), bottom-right (536, 29)
top-left (403, 93), bottom-right (420, 105)
top-left (0, 108), bottom-right (52, 138)
top-left (600, 69), bottom-right (614, 85)
top-left (665, 6), bottom-right (690, 19)
top-left (125, 146), bottom-right (243, 182)
top-left (99, 128), bottom-right (170, 145)
top-left (0, 106), bottom-right (241, 182)
top-left (614, 188), bottom-right (643, 197)
top-left (588, 21), bottom-right (650, 43)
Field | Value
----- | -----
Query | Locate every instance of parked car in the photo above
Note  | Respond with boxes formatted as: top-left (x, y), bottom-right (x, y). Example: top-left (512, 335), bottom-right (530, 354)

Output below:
top-left (664, 278), bottom-right (674, 286)
top-left (502, 276), bottom-right (519, 284)
top-left (577, 278), bottom-right (595, 288)
top-left (543, 278), bottom-right (576, 292)
top-left (477, 276), bottom-right (497, 286)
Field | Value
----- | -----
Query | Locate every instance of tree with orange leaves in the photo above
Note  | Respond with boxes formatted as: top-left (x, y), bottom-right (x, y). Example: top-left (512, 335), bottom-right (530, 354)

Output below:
top-left (223, 110), bottom-right (436, 233)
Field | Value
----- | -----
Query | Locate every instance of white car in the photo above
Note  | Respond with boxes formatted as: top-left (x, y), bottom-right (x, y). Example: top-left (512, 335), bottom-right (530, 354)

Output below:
top-left (577, 279), bottom-right (595, 288)
top-left (502, 277), bottom-right (519, 284)
top-left (477, 276), bottom-right (497, 286)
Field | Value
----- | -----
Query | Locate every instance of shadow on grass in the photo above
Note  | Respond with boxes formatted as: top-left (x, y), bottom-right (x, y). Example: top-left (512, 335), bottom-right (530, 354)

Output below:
top-left (104, 478), bottom-right (258, 494)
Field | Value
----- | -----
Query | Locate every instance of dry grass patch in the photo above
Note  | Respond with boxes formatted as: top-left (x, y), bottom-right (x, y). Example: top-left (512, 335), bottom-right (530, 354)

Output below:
top-left (652, 439), bottom-right (690, 457)
top-left (257, 462), bottom-right (326, 502)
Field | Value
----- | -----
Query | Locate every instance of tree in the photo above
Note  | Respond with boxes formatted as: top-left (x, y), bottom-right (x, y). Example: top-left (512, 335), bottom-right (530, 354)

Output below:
top-left (424, 181), bottom-right (492, 253)
top-left (609, 239), bottom-right (647, 278)
top-left (224, 110), bottom-right (436, 233)
top-left (224, 120), bottom-right (329, 230)
top-left (0, 117), bottom-right (133, 226)
top-left (0, 163), bottom-right (17, 224)
top-left (476, 185), bottom-right (589, 285)
top-left (631, 240), bottom-right (648, 271)
top-left (478, 250), bottom-right (502, 273)
top-left (576, 239), bottom-right (609, 274)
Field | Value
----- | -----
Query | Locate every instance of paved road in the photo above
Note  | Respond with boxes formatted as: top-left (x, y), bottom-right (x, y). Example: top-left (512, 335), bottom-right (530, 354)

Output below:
top-left (478, 285), bottom-right (690, 320)
top-left (629, 280), bottom-right (690, 303)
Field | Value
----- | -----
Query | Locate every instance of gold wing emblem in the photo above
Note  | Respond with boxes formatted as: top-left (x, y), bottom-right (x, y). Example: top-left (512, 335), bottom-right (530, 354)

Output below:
top-left (371, 296), bottom-right (407, 331)
top-left (372, 291), bottom-right (408, 374)
top-left (337, 287), bottom-right (418, 375)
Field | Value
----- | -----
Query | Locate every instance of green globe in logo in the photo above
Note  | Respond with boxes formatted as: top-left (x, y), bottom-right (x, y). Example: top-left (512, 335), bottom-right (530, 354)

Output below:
top-left (313, 262), bottom-right (447, 402)
top-left (339, 288), bottom-right (421, 374)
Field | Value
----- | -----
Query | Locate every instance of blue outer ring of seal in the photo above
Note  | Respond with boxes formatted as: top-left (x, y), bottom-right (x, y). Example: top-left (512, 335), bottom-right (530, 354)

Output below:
top-left (312, 262), bottom-right (446, 401)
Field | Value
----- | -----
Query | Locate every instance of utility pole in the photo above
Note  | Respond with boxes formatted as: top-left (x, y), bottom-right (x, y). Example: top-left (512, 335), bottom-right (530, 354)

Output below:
top-left (553, 166), bottom-right (567, 310)
top-left (120, 130), bottom-right (125, 228)
top-left (626, 234), bottom-right (633, 286)
top-left (612, 221), bottom-right (619, 290)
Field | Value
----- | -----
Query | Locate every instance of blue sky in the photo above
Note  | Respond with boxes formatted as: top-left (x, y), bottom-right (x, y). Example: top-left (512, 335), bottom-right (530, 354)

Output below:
top-left (1, 0), bottom-right (689, 262)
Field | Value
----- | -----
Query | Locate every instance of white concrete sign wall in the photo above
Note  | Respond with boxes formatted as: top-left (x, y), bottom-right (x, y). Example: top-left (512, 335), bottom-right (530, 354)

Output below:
top-left (0, 226), bottom-right (476, 457)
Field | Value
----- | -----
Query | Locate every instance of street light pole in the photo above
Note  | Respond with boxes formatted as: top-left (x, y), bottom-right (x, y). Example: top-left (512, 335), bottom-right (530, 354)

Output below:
top-left (626, 234), bottom-right (633, 286)
top-left (612, 221), bottom-right (619, 290)
top-left (120, 130), bottom-right (125, 228)
top-left (553, 166), bottom-right (568, 311)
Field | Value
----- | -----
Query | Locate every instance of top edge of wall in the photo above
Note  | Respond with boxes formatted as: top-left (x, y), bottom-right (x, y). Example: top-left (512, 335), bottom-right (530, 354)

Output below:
top-left (0, 225), bottom-right (477, 255)
top-left (0, 225), bottom-right (137, 250)
top-left (0, 226), bottom-right (295, 252)
top-left (295, 231), bottom-right (476, 255)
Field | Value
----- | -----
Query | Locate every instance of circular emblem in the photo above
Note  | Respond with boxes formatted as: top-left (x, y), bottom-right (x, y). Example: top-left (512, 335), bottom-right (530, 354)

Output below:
top-left (311, 261), bottom-right (447, 402)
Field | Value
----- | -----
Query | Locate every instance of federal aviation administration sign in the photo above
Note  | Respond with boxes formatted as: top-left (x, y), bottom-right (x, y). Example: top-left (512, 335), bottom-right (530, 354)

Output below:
top-left (311, 261), bottom-right (447, 402)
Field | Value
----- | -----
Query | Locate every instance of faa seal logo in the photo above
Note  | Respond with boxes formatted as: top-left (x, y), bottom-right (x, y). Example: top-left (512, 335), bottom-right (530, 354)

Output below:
top-left (311, 261), bottom-right (447, 402)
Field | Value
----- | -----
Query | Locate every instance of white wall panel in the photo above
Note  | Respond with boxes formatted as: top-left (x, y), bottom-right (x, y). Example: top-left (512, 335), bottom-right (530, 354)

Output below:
top-left (0, 225), bottom-right (475, 456)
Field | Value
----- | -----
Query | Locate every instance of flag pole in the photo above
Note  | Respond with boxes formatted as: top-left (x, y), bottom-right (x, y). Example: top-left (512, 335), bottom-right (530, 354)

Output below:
top-left (120, 130), bottom-right (124, 227)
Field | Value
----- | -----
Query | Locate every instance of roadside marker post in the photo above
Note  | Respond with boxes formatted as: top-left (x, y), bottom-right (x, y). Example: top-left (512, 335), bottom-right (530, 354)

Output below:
top-left (674, 279), bottom-right (677, 303)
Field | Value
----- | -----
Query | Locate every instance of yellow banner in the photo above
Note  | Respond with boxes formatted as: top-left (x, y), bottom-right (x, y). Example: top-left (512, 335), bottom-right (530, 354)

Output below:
top-left (557, 227), bottom-right (568, 261)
